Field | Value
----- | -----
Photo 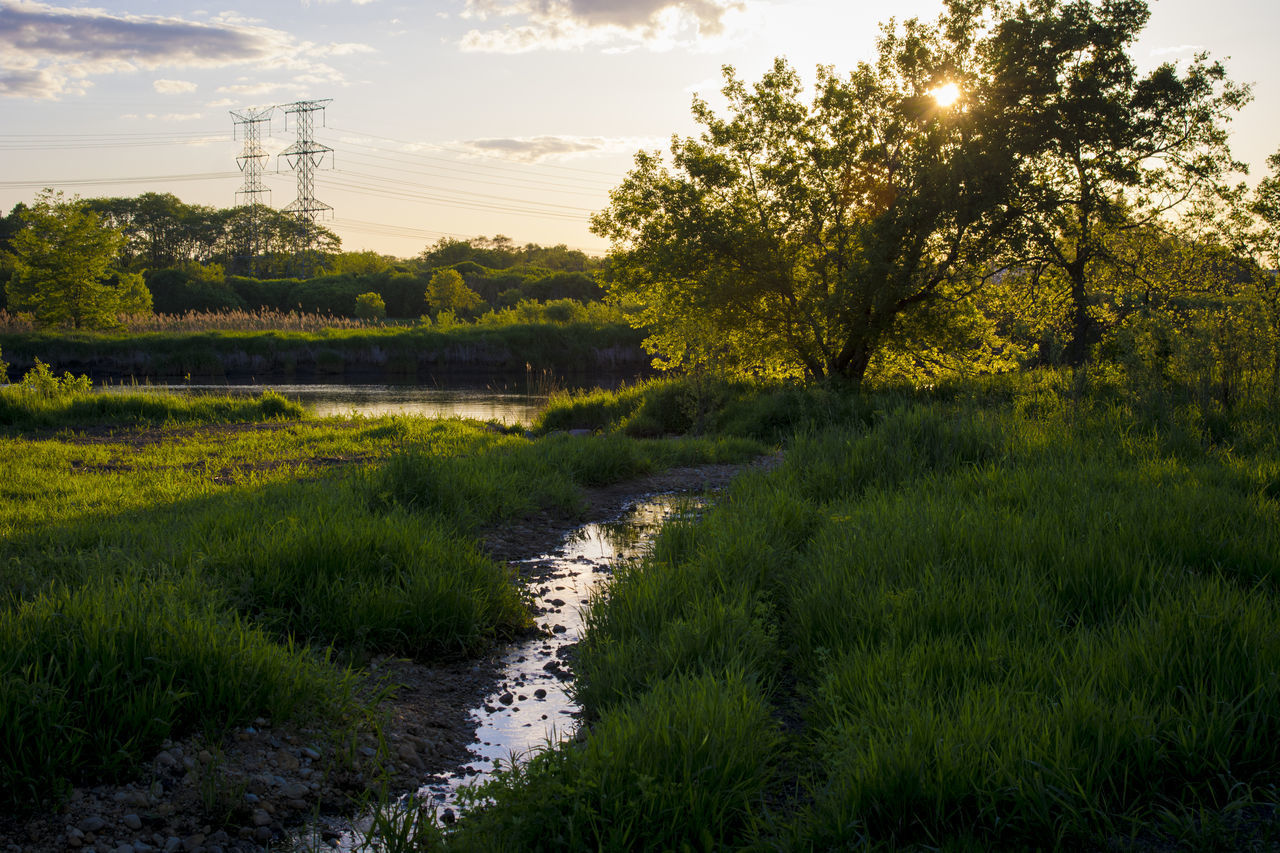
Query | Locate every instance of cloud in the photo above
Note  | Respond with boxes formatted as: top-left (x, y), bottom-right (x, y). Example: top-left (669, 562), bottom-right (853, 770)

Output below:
top-left (1150, 44), bottom-right (1204, 57)
top-left (457, 134), bottom-right (660, 161)
top-left (0, 1), bottom-right (370, 99)
top-left (459, 0), bottom-right (750, 53)
top-left (154, 78), bottom-right (197, 94)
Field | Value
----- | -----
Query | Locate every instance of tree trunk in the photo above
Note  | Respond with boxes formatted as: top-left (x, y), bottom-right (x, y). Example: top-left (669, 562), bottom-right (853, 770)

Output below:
top-left (1063, 269), bottom-right (1095, 368)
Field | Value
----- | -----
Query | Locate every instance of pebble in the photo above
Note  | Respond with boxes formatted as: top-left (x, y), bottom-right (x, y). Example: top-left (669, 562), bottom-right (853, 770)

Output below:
top-left (79, 817), bottom-right (107, 833)
top-left (163, 838), bottom-right (181, 853)
top-left (123, 814), bottom-right (143, 831)
top-left (300, 747), bottom-right (320, 761)
top-left (534, 688), bottom-right (548, 699)
top-left (251, 810), bottom-right (271, 827)
top-left (181, 834), bottom-right (204, 852)
top-left (498, 692), bottom-right (514, 706)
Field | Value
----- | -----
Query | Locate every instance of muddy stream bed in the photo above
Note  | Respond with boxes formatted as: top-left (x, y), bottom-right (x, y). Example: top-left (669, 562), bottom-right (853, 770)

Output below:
top-left (303, 493), bottom-right (705, 850)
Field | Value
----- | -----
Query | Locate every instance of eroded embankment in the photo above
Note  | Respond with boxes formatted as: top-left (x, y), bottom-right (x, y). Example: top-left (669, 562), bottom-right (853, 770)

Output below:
top-left (0, 323), bottom-right (648, 381)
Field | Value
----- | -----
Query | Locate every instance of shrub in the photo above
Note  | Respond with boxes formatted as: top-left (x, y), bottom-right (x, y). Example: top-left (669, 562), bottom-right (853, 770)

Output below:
top-left (354, 291), bottom-right (387, 321)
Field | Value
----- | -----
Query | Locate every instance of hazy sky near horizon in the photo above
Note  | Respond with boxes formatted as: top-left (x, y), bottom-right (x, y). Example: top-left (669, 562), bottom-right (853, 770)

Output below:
top-left (1, 0), bottom-right (1277, 259)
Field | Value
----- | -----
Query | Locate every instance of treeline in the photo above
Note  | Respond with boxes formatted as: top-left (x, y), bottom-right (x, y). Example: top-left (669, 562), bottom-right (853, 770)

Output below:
top-left (0, 191), bottom-right (605, 322)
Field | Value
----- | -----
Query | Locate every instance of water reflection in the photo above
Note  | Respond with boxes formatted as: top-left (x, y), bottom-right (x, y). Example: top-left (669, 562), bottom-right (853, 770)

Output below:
top-left (98, 379), bottom-right (552, 423)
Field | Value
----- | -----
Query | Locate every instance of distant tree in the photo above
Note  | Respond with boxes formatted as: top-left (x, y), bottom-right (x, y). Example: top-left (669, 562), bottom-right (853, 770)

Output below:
top-left (326, 250), bottom-right (395, 276)
top-left (354, 291), bottom-right (387, 321)
top-left (594, 6), bottom-right (1020, 384)
top-left (991, 0), bottom-right (1249, 366)
top-left (4, 190), bottom-right (145, 329)
top-left (426, 268), bottom-right (483, 316)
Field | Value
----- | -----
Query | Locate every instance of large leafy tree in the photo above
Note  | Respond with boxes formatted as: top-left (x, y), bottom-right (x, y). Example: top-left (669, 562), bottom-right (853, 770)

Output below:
top-left (593, 5), bottom-right (1021, 384)
top-left (4, 190), bottom-right (141, 329)
top-left (990, 0), bottom-right (1249, 366)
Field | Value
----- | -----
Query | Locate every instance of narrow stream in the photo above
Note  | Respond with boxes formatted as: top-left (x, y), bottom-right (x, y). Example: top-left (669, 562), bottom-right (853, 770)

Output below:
top-left (303, 492), bottom-right (703, 849)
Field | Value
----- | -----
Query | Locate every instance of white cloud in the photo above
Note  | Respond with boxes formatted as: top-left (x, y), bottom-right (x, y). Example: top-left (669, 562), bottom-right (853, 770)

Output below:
top-left (458, 0), bottom-right (752, 53)
top-left (153, 77), bottom-right (197, 94)
top-left (457, 133), bottom-right (661, 161)
top-left (0, 1), bottom-right (367, 99)
top-left (162, 112), bottom-right (203, 121)
top-left (1150, 44), bottom-right (1204, 57)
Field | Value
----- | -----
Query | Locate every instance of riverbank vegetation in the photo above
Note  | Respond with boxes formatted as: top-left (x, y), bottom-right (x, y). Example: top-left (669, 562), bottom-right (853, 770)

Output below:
top-left (0, 372), bottom-right (763, 809)
top-left (442, 369), bottom-right (1280, 850)
top-left (0, 303), bottom-right (643, 379)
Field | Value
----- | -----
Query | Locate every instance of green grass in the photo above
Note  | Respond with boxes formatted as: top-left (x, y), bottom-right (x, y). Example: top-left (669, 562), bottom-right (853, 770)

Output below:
top-left (0, 384), bottom-right (764, 809)
top-left (443, 373), bottom-right (1280, 850)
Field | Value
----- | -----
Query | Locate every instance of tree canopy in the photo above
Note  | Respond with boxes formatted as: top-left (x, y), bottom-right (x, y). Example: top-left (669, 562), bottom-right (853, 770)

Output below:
top-left (594, 5), bottom-right (1021, 383)
top-left (3, 190), bottom-right (145, 329)
top-left (594, 0), bottom-right (1250, 384)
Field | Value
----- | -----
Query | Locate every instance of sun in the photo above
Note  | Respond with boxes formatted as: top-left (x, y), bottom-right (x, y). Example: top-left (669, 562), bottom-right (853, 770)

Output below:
top-left (930, 82), bottom-right (962, 108)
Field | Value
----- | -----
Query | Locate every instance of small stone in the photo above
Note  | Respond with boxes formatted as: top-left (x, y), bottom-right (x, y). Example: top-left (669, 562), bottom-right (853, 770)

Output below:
top-left (534, 688), bottom-right (547, 699)
top-left (66, 829), bottom-right (85, 848)
top-left (253, 827), bottom-right (272, 842)
top-left (123, 815), bottom-right (143, 831)
top-left (300, 747), bottom-right (320, 761)
top-left (552, 624), bottom-right (567, 634)
top-left (498, 692), bottom-right (514, 706)
top-left (396, 744), bottom-right (423, 769)
top-left (79, 817), bottom-right (107, 833)
top-left (251, 810), bottom-right (271, 827)
top-left (197, 750), bottom-right (213, 764)
top-left (117, 844), bottom-right (135, 853)
top-left (286, 799), bottom-right (307, 811)
top-left (163, 838), bottom-right (181, 853)
top-left (274, 749), bottom-right (299, 771)
top-left (181, 833), bottom-right (204, 852)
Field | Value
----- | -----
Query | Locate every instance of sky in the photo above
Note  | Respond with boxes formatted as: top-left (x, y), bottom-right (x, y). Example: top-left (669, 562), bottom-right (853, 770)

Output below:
top-left (1, 0), bottom-right (1278, 260)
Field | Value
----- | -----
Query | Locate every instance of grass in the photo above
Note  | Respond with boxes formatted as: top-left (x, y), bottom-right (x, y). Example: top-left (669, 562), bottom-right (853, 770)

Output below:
top-left (0, 381), bottom-right (764, 810)
top-left (441, 372), bottom-right (1280, 850)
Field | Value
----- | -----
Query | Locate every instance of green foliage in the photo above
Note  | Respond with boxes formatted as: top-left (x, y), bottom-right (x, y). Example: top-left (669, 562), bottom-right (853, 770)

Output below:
top-left (594, 14), bottom-right (1020, 384)
top-left (14, 358), bottom-right (91, 398)
top-left (990, 0), bottom-right (1249, 366)
top-left (5, 190), bottom-right (131, 329)
top-left (354, 291), bottom-right (387, 321)
top-left (426, 268), bottom-right (483, 317)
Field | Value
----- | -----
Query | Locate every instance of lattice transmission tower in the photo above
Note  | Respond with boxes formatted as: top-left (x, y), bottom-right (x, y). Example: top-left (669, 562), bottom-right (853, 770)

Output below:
top-left (229, 106), bottom-right (275, 273)
top-left (230, 106), bottom-right (274, 207)
top-left (278, 99), bottom-right (333, 224)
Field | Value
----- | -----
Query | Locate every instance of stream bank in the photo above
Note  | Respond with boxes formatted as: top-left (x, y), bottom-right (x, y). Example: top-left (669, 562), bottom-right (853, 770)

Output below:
top-left (0, 461), bottom-right (763, 853)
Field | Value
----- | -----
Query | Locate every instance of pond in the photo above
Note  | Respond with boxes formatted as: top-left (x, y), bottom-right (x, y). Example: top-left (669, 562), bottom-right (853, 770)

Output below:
top-left (96, 377), bottom-right (569, 423)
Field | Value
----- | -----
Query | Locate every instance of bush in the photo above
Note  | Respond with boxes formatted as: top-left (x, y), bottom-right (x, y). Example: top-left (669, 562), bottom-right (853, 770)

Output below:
top-left (354, 291), bottom-right (387, 321)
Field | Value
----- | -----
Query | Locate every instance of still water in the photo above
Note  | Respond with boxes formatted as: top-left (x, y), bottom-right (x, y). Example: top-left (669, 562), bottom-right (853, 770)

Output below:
top-left (99, 378), bottom-right (556, 424)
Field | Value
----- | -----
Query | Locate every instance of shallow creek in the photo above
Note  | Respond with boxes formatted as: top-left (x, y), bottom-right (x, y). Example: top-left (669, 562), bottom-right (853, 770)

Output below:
top-left (307, 492), bottom-right (704, 848)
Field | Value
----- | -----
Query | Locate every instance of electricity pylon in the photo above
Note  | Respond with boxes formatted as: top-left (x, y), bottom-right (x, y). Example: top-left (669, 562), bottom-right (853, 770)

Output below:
top-left (230, 105), bottom-right (275, 273)
top-left (278, 99), bottom-right (333, 223)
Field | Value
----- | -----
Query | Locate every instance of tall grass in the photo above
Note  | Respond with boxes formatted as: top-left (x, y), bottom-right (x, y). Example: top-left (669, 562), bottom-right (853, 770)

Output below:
top-left (0, 390), bottom-right (764, 807)
top-left (445, 374), bottom-right (1280, 849)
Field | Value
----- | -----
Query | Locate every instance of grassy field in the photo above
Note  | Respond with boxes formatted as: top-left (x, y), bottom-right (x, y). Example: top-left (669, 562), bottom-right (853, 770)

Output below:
top-left (443, 372), bottom-right (1280, 850)
top-left (0, 378), bottom-right (763, 809)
